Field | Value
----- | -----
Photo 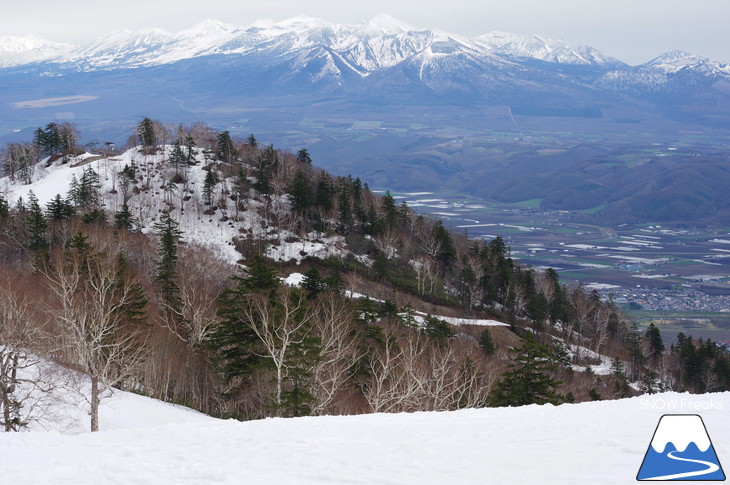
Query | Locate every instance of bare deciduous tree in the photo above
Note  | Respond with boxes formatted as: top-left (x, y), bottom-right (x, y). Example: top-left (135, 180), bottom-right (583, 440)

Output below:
top-left (309, 294), bottom-right (362, 415)
top-left (242, 288), bottom-right (314, 411)
top-left (42, 245), bottom-right (148, 432)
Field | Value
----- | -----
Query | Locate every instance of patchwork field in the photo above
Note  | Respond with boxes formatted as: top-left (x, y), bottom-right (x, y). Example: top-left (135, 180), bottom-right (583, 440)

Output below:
top-left (393, 191), bottom-right (730, 342)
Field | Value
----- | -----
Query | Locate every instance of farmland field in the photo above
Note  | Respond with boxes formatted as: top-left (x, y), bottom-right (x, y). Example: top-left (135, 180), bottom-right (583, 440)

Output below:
top-left (391, 190), bottom-right (730, 342)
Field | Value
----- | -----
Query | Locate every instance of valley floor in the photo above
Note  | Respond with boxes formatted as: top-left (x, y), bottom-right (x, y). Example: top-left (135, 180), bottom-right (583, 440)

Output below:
top-left (1, 391), bottom-right (727, 484)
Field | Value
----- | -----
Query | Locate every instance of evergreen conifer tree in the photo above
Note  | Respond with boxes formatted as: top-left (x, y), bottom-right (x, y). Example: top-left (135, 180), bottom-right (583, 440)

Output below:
top-left (114, 203), bottom-right (138, 231)
top-left (154, 212), bottom-right (183, 313)
top-left (26, 192), bottom-right (48, 252)
top-left (246, 133), bottom-right (257, 149)
top-left (423, 315), bottom-right (456, 347)
top-left (288, 170), bottom-right (313, 212)
top-left (645, 323), bottom-right (665, 359)
top-left (203, 167), bottom-right (217, 206)
top-left (0, 194), bottom-right (10, 220)
top-left (45, 194), bottom-right (75, 220)
top-left (489, 336), bottom-right (564, 407)
top-left (137, 117), bottom-right (155, 147)
top-left (210, 255), bottom-right (280, 388)
top-left (169, 141), bottom-right (186, 176)
top-left (301, 267), bottom-right (326, 298)
top-left (217, 131), bottom-right (235, 163)
top-left (479, 328), bottom-right (496, 355)
top-left (296, 148), bottom-right (312, 164)
top-left (184, 135), bottom-right (197, 163)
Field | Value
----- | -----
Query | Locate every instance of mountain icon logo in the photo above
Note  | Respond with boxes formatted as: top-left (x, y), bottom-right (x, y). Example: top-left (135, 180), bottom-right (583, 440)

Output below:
top-left (637, 414), bottom-right (725, 481)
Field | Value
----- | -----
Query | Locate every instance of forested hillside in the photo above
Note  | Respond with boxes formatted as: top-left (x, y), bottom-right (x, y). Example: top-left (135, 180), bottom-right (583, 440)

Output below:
top-left (1, 120), bottom-right (728, 431)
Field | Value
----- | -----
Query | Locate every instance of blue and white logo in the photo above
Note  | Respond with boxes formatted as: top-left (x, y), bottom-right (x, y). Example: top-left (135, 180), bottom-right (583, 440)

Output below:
top-left (637, 414), bottom-right (725, 481)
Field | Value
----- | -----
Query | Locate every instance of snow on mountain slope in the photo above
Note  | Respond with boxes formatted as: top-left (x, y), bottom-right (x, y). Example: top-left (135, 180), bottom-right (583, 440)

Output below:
top-left (477, 31), bottom-right (625, 67)
top-left (25, 15), bottom-right (623, 76)
top-left (0, 147), bottom-right (347, 265)
top-left (0, 35), bottom-right (72, 67)
top-left (595, 50), bottom-right (730, 93)
top-left (1, 391), bottom-right (726, 484)
top-left (67, 28), bottom-right (174, 68)
top-left (642, 50), bottom-right (730, 76)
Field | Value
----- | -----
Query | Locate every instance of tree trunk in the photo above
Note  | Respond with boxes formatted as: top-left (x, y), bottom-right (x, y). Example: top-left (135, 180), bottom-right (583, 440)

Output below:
top-left (276, 365), bottom-right (283, 409)
top-left (2, 388), bottom-right (11, 432)
top-left (90, 375), bottom-right (99, 432)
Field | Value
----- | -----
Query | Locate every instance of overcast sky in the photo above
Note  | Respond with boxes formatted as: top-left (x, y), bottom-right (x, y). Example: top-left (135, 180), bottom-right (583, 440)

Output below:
top-left (3, 0), bottom-right (728, 65)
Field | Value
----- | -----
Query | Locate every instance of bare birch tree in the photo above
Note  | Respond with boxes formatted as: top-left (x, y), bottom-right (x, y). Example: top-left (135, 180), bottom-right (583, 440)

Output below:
top-left (242, 288), bottom-right (315, 412)
top-left (42, 242), bottom-right (148, 432)
top-left (0, 282), bottom-right (56, 431)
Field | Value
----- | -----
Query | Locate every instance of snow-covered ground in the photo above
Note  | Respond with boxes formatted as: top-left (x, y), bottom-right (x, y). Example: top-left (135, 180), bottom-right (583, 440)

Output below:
top-left (1, 391), bottom-right (727, 484)
top-left (0, 148), bottom-right (348, 266)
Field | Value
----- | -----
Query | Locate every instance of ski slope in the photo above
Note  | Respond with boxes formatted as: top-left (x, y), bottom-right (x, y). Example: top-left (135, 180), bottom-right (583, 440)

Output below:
top-left (1, 391), bottom-right (727, 484)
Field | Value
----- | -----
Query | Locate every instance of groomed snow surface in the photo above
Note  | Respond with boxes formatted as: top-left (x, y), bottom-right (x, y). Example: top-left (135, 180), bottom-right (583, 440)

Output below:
top-left (1, 390), bottom-right (727, 484)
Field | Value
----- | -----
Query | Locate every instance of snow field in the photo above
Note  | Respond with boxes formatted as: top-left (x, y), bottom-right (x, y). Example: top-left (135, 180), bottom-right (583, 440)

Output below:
top-left (1, 391), bottom-right (727, 484)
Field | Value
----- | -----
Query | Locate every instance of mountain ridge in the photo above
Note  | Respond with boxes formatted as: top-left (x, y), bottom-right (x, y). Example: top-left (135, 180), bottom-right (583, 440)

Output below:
top-left (1, 15), bottom-right (723, 71)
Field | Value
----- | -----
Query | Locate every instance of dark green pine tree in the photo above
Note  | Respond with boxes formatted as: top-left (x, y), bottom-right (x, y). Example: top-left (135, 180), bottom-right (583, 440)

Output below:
top-left (69, 167), bottom-right (101, 210)
top-left (432, 220), bottom-right (456, 270)
top-left (0, 195), bottom-right (8, 221)
top-left (479, 328), bottom-right (496, 355)
top-left (184, 135), bottom-right (197, 164)
top-left (337, 183), bottom-right (351, 228)
top-left (42, 123), bottom-right (61, 156)
top-left (252, 152), bottom-right (273, 196)
top-left (301, 267), bottom-right (326, 298)
top-left (202, 167), bottom-right (218, 206)
top-left (246, 133), bottom-right (257, 149)
top-left (114, 202), bottom-right (138, 231)
top-left (217, 131), bottom-right (236, 163)
top-left (645, 323), bottom-right (665, 359)
top-left (137, 117), bottom-right (156, 147)
top-left (381, 191), bottom-right (398, 228)
top-left (287, 170), bottom-right (313, 212)
top-left (525, 293), bottom-right (549, 332)
top-left (26, 192), bottom-right (48, 252)
top-left (489, 335), bottom-right (565, 407)
top-left (169, 141), bottom-right (186, 175)
top-left (154, 212), bottom-right (183, 313)
top-left (114, 252), bottom-right (148, 324)
top-left (314, 173), bottom-right (334, 212)
top-left (209, 255), bottom-right (280, 389)
top-left (296, 148), bottom-right (312, 164)
top-left (323, 265), bottom-right (344, 295)
top-left (240, 254), bottom-right (280, 292)
top-left (32, 127), bottom-right (46, 155)
top-left (422, 315), bottom-right (456, 347)
top-left (45, 194), bottom-right (75, 220)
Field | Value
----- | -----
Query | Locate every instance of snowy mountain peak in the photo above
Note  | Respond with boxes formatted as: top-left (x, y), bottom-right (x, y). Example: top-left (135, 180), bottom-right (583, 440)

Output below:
top-left (274, 14), bottom-right (335, 31)
top-left (0, 35), bottom-right (64, 53)
top-left (642, 49), bottom-right (730, 75)
top-left (646, 50), bottom-right (708, 69)
top-left (362, 14), bottom-right (417, 35)
top-left (178, 19), bottom-right (238, 37)
top-left (477, 31), bottom-right (623, 67)
top-left (0, 35), bottom-right (72, 67)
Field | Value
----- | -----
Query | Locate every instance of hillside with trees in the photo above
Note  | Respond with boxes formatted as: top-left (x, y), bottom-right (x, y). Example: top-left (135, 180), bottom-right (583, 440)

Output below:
top-left (0, 119), bottom-right (728, 431)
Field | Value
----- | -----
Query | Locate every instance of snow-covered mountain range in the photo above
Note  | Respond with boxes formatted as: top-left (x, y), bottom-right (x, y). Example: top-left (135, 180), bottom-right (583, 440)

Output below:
top-left (1, 14), bottom-right (729, 149)
top-left (2, 14), bottom-right (724, 75)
